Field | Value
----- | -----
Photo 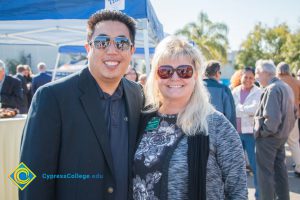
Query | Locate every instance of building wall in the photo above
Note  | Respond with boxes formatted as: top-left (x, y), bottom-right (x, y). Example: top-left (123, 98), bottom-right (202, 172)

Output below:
top-left (221, 51), bottom-right (237, 79)
top-left (0, 44), bottom-right (58, 74)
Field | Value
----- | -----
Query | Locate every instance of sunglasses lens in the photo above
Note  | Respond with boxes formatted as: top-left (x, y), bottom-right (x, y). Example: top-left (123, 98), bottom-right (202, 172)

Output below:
top-left (157, 65), bottom-right (174, 79)
top-left (176, 65), bottom-right (193, 78)
top-left (157, 65), bottom-right (194, 79)
top-left (114, 37), bottom-right (131, 50)
top-left (92, 36), bottom-right (131, 51)
top-left (93, 36), bottom-right (110, 49)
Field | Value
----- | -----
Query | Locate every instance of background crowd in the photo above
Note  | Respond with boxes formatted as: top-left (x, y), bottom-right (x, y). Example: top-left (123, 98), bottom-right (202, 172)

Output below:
top-left (0, 61), bottom-right (51, 114)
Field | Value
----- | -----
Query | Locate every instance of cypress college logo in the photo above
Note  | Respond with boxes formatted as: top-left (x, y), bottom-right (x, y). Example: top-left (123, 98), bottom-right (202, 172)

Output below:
top-left (9, 162), bottom-right (36, 190)
top-left (105, 0), bottom-right (125, 10)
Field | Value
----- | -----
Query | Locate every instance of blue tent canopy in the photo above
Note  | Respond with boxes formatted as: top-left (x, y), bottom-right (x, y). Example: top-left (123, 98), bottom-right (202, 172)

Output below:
top-left (2, 0), bottom-right (155, 21)
top-left (0, 0), bottom-right (164, 76)
top-left (0, 0), bottom-right (164, 46)
top-left (135, 47), bottom-right (155, 54)
top-left (58, 46), bottom-right (87, 54)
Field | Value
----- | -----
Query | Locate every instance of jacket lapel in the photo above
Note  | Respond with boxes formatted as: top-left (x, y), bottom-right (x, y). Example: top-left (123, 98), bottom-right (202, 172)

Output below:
top-left (78, 68), bottom-right (114, 174)
top-left (123, 79), bottom-right (141, 159)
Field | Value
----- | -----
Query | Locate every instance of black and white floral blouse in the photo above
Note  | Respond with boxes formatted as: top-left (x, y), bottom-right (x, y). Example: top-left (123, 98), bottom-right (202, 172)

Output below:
top-left (132, 111), bottom-right (247, 200)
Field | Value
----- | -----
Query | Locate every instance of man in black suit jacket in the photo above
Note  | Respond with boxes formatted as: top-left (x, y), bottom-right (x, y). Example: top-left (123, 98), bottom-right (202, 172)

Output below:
top-left (20, 10), bottom-right (143, 200)
top-left (31, 62), bottom-right (51, 95)
top-left (14, 65), bottom-right (29, 113)
top-left (0, 60), bottom-right (23, 109)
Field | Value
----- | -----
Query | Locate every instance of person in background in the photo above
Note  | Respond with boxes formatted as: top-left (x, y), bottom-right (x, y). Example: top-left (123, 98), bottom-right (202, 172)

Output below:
top-left (0, 60), bottom-right (23, 109)
top-left (20, 10), bottom-right (143, 200)
top-left (14, 64), bottom-right (29, 113)
top-left (31, 62), bottom-right (52, 95)
top-left (297, 69), bottom-right (300, 143)
top-left (297, 69), bottom-right (300, 81)
top-left (23, 65), bottom-right (33, 107)
top-left (138, 73), bottom-right (147, 87)
top-left (229, 69), bottom-right (242, 90)
top-left (23, 65), bottom-right (33, 83)
top-left (254, 59), bottom-right (296, 200)
top-left (124, 65), bottom-right (139, 82)
top-left (132, 36), bottom-right (247, 200)
top-left (276, 62), bottom-right (300, 177)
top-left (203, 60), bottom-right (237, 128)
top-left (232, 67), bottom-right (263, 199)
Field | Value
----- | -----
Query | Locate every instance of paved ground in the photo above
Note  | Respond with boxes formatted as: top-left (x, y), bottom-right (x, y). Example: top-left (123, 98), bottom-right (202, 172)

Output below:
top-left (247, 145), bottom-right (300, 200)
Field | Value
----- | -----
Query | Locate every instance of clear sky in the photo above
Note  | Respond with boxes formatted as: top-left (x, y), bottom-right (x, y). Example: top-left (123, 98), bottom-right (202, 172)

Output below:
top-left (151, 0), bottom-right (300, 51)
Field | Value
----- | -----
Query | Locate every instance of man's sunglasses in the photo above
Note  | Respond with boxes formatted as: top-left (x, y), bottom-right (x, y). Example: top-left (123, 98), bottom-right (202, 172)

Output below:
top-left (157, 65), bottom-right (194, 79)
top-left (89, 35), bottom-right (132, 51)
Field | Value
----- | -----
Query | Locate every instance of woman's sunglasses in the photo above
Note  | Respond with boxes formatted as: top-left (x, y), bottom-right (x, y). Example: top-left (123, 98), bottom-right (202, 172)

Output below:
top-left (157, 65), bottom-right (194, 79)
top-left (89, 35), bottom-right (132, 51)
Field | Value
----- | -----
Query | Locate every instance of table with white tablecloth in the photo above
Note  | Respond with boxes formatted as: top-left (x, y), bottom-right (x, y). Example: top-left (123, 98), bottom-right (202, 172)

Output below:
top-left (0, 115), bottom-right (26, 200)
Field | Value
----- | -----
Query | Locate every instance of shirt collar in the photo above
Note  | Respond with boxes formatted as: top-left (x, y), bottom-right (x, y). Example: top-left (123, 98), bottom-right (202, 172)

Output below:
top-left (269, 77), bottom-right (279, 84)
top-left (96, 81), bottom-right (124, 100)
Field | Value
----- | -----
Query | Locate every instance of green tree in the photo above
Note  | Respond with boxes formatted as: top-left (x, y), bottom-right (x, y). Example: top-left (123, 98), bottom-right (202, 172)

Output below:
top-left (282, 30), bottom-right (300, 71)
top-left (235, 24), bottom-right (265, 67)
top-left (5, 58), bottom-right (19, 75)
top-left (236, 23), bottom-right (292, 68)
top-left (4, 51), bottom-right (30, 75)
top-left (175, 12), bottom-right (229, 63)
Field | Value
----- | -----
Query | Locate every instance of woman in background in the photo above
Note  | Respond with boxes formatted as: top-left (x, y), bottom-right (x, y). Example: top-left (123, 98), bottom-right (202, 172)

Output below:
top-left (124, 66), bottom-right (140, 82)
top-left (229, 69), bottom-right (242, 90)
top-left (232, 67), bottom-right (263, 199)
top-left (23, 65), bottom-right (33, 107)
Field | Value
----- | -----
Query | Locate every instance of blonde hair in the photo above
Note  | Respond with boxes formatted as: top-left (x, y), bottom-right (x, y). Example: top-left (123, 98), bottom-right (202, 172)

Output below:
top-left (230, 69), bottom-right (243, 89)
top-left (145, 36), bottom-right (214, 135)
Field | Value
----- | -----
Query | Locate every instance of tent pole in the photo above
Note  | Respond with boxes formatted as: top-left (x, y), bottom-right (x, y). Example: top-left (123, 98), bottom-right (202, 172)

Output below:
top-left (143, 21), bottom-right (150, 76)
top-left (52, 50), bottom-right (60, 81)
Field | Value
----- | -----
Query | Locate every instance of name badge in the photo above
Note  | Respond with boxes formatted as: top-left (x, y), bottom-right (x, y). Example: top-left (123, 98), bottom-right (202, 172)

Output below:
top-left (145, 117), bottom-right (160, 131)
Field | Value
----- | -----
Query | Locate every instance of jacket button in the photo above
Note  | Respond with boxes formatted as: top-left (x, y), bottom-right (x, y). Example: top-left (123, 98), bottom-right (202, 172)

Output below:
top-left (107, 187), bottom-right (114, 193)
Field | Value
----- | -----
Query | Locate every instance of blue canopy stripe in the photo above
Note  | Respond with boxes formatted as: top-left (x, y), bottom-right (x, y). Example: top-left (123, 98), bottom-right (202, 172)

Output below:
top-left (0, 0), bottom-right (148, 20)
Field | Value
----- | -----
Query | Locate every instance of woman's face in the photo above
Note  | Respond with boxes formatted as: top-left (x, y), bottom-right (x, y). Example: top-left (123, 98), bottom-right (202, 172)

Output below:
top-left (241, 71), bottom-right (255, 89)
top-left (24, 69), bottom-right (29, 77)
top-left (156, 56), bottom-right (197, 105)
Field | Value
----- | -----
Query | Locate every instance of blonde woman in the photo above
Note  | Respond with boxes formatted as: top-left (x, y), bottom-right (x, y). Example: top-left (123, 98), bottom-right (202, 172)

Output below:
top-left (132, 36), bottom-right (247, 200)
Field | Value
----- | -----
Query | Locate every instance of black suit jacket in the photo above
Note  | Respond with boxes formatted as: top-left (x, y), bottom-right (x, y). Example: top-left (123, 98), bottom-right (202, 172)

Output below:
top-left (20, 67), bottom-right (144, 200)
top-left (0, 75), bottom-right (23, 109)
top-left (32, 72), bottom-right (52, 95)
top-left (14, 74), bottom-right (29, 113)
